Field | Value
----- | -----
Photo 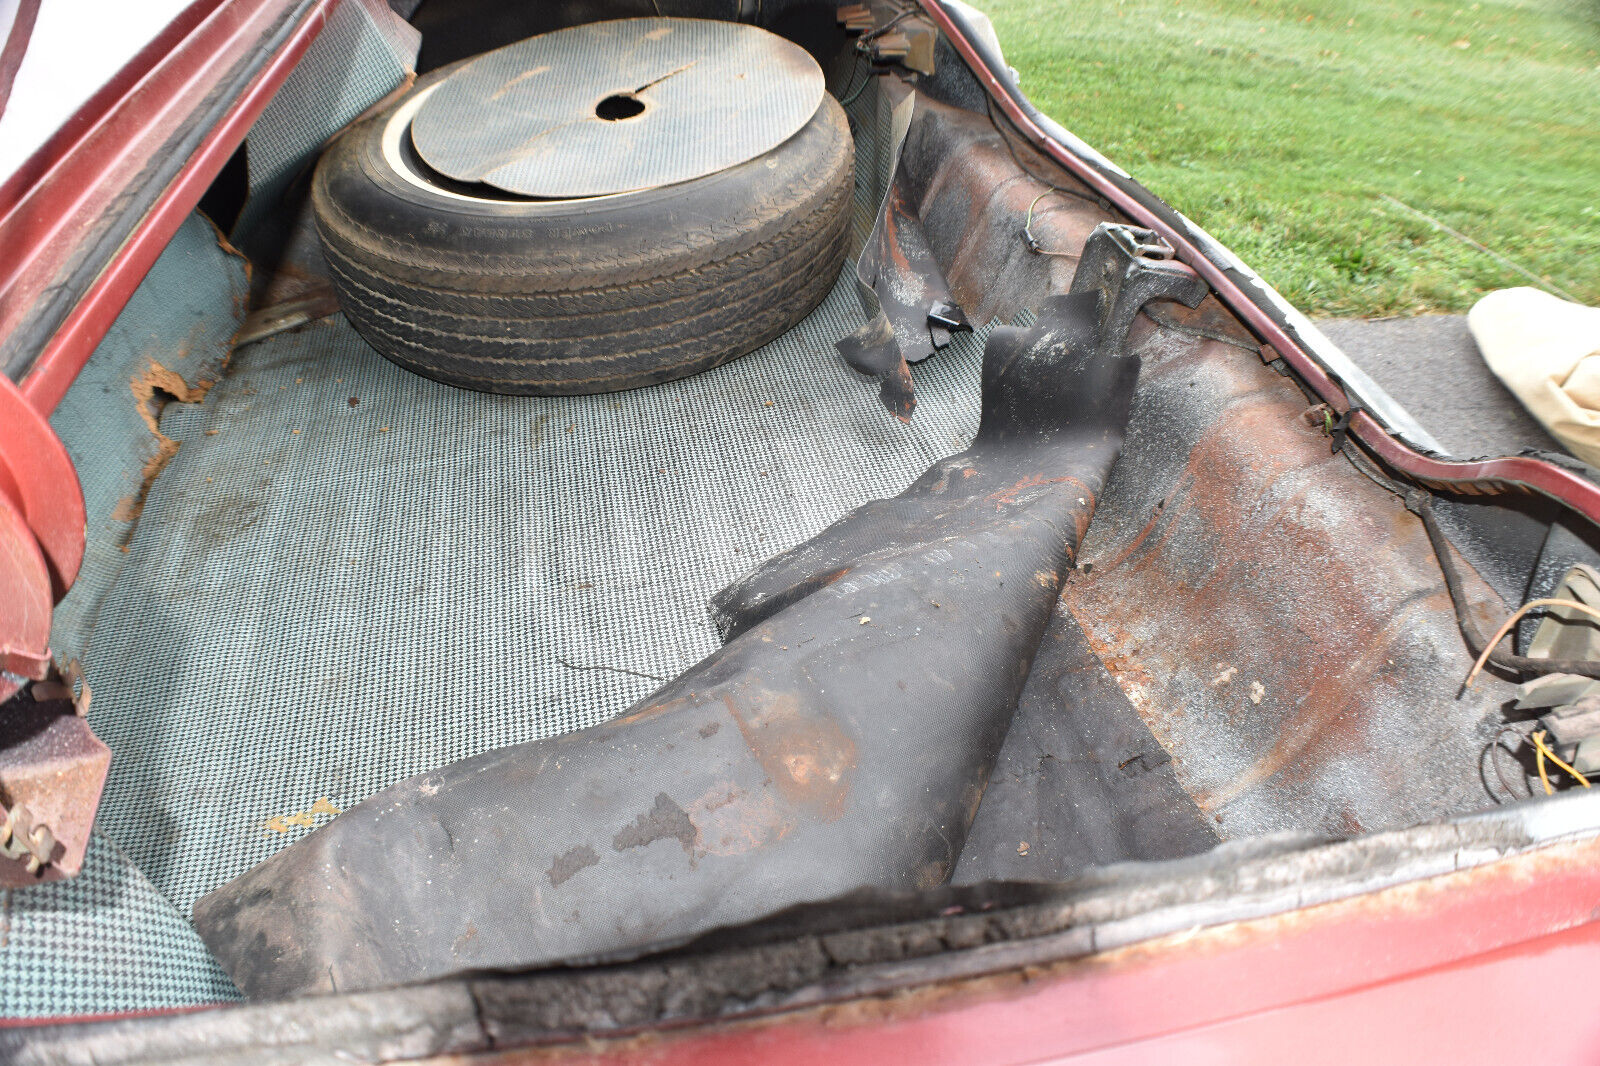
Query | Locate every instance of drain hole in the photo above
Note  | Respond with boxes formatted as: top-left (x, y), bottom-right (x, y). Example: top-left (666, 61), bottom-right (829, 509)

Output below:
top-left (595, 94), bottom-right (646, 121)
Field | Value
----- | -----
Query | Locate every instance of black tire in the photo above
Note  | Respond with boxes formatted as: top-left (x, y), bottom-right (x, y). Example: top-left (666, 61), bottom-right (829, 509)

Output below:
top-left (311, 76), bottom-right (854, 395)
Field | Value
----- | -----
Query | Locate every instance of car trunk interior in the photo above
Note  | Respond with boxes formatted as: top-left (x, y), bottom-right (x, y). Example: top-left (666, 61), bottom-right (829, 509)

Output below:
top-left (4, 0), bottom-right (1592, 1030)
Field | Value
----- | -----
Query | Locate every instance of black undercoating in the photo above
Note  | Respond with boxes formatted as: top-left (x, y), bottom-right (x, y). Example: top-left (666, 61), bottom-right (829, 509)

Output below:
top-left (952, 612), bottom-right (1219, 883)
top-left (1420, 491), bottom-right (1600, 659)
top-left (193, 227), bottom-right (1204, 1000)
top-left (1430, 493), bottom-right (1553, 622)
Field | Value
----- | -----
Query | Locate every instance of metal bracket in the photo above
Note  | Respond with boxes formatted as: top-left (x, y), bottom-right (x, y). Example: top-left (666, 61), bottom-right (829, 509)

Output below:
top-left (2, 645), bottom-right (52, 683)
top-left (1068, 223), bottom-right (1208, 354)
top-left (838, 1), bottom-right (938, 74)
top-left (1327, 404), bottom-right (1363, 455)
top-left (0, 695), bottom-right (111, 886)
top-left (927, 299), bottom-right (972, 352)
top-left (1, 802), bottom-right (57, 876)
top-left (927, 300), bottom-right (970, 334)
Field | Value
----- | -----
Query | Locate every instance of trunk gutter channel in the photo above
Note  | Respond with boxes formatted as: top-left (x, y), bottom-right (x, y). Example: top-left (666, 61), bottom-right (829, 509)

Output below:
top-left (921, 0), bottom-right (1600, 528)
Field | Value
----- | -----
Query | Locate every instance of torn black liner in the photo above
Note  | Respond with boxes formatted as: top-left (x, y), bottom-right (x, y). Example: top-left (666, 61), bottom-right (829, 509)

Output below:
top-left (836, 83), bottom-right (971, 420)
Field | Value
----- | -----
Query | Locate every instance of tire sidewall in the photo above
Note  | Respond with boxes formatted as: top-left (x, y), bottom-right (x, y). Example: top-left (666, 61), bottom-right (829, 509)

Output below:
top-left (315, 72), bottom-right (852, 274)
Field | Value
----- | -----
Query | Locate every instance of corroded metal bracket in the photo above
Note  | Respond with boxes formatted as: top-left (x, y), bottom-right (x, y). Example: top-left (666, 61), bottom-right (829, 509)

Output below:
top-left (838, 1), bottom-right (938, 74)
top-left (1070, 223), bottom-right (1207, 354)
top-left (0, 691), bottom-right (110, 887)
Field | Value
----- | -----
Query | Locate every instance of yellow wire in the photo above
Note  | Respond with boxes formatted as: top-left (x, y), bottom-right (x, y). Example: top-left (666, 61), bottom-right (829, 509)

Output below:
top-left (1532, 729), bottom-right (1590, 791)
top-left (1023, 191), bottom-right (1075, 257)
top-left (1462, 596), bottom-right (1600, 690)
top-left (1534, 736), bottom-right (1553, 795)
top-left (1026, 190), bottom-right (1048, 229)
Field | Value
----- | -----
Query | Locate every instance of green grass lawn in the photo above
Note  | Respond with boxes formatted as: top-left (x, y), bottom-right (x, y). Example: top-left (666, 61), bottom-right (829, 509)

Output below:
top-left (982, 0), bottom-right (1600, 317)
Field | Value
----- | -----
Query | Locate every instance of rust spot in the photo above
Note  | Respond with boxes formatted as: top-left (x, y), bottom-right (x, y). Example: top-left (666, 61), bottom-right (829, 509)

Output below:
top-left (263, 797), bottom-right (340, 835)
top-left (882, 182), bottom-right (915, 278)
top-left (612, 793), bottom-right (697, 854)
top-left (546, 844), bottom-right (599, 887)
top-left (115, 357), bottom-right (221, 524)
top-left (687, 784), bottom-right (791, 857)
top-left (1061, 602), bottom-right (1157, 715)
top-left (194, 208), bottom-right (252, 299)
top-left (612, 694), bottom-right (693, 729)
top-left (1061, 334), bottom-right (1513, 836)
top-left (1088, 499), bottom-right (1167, 576)
top-left (914, 860), bottom-right (949, 889)
top-left (985, 473), bottom-right (1092, 513)
top-left (722, 692), bottom-right (856, 822)
top-left (697, 721), bottom-right (721, 739)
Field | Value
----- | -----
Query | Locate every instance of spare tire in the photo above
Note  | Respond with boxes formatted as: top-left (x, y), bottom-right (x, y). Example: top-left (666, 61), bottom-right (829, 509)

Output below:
top-left (311, 75), bottom-right (854, 395)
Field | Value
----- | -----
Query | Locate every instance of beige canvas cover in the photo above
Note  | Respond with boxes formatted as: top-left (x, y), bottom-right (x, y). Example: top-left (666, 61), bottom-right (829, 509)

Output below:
top-left (1470, 287), bottom-right (1600, 465)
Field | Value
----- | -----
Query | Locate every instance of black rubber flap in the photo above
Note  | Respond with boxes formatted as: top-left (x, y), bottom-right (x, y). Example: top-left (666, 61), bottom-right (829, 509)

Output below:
top-left (410, 18), bottom-right (825, 198)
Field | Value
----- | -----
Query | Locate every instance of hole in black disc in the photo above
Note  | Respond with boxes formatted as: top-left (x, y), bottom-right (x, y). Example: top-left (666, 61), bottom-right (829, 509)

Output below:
top-left (595, 93), bottom-right (646, 120)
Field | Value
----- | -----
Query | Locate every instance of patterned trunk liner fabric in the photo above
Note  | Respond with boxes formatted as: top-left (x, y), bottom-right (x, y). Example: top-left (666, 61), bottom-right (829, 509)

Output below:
top-left (5, 87), bottom-right (933, 1015)
top-left (6, 261), bottom-right (996, 1014)
top-left (0, 835), bottom-right (238, 1017)
top-left (87, 267), bottom-right (986, 928)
